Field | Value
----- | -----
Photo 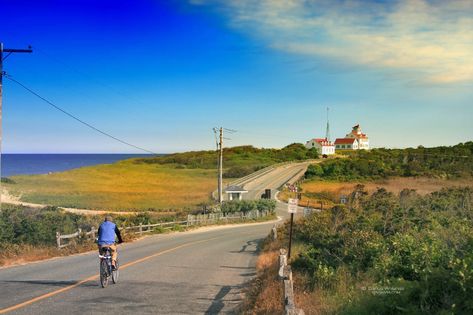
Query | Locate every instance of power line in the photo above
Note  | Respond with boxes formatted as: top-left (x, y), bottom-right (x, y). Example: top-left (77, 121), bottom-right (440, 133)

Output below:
top-left (35, 48), bottom-right (151, 108)
top-left (4, 74), bottom-right (158, 155)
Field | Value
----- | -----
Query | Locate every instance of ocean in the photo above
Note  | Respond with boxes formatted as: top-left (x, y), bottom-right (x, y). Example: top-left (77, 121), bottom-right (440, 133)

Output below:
top-left (1, 154), bottom-right (154, 177)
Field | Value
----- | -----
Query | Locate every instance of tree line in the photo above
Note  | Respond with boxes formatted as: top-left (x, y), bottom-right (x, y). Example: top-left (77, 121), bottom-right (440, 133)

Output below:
top-left (305, 142), bottom-right (473, 181)
top-left (136, 143), bottom-right (319, 177)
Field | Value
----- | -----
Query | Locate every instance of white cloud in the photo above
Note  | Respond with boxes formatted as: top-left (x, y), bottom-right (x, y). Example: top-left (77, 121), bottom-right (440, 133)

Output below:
top-left (195, 0), bottom-right (473, 84)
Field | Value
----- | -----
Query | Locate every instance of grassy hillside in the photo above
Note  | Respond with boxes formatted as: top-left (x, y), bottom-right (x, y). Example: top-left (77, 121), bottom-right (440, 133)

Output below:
top-left (5, 160), bottom-right (217, 211)
top-left (3, 144), bottom-right (318, 211)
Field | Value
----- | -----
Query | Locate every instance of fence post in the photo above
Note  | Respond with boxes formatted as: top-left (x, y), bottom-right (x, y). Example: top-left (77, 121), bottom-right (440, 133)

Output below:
top-left (272, 224), bottom-right (277, 240)
top-left (78, 228), bottom-right (82, 239)
top-left (279, 248), bottom-right (287, 279)
top-left (91, 226), bottom-right (96, 239)
top-left (139, 223), bottom-right (143, 235)
top-left (56, 232), bottom-right (61, 249)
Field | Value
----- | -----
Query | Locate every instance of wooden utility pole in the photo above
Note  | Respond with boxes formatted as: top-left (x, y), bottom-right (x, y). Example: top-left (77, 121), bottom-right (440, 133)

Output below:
top-left (0, 43), bottom-right (33, 178)
top-left (218, 127), bottom-right (223, 203)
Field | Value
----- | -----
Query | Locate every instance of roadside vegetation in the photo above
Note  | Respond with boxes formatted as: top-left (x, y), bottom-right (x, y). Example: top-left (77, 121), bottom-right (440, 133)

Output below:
top-left (3, 144), bottom-right (317, 212)
top-left (221, 199), bottom-right (276, 214)
top-left (0, 203), bottom-right (180, 266)
top-left (239, 235), bottom-right (284, 314)
top-left (0, 200), bottom-right (276, 267)
top-left (250, 142), bottom-right (473, 314)
top-left (250, 186), bottom-right (473, 314)
top-left (289, 186), bottom-right (473, 314)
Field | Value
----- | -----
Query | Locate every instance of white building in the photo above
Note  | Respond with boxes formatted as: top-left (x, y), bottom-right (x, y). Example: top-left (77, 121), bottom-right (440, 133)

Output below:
top-left (224, 185), bottom-right (248, 201)
top-left (335, 124), bottom-right (370, 150)
top-left (334, 138), bottom-right (358, 150)
top-left (305, 138), bottom-right (335, 155)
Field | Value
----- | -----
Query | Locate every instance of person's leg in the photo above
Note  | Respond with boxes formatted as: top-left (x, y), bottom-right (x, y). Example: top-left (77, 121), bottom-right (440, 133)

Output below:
top-left (110, 244), bottom-right (117, 267)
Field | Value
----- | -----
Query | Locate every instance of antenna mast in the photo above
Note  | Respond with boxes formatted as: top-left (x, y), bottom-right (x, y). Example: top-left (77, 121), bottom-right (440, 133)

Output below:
top-left (325, 107), bottom-right (331, 141)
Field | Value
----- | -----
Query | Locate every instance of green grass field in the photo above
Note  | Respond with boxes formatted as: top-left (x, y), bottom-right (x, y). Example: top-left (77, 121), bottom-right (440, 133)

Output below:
top-left (5, 159), bottom-right (219, 211)
top-left (3, 144), bottom-right (319, 212)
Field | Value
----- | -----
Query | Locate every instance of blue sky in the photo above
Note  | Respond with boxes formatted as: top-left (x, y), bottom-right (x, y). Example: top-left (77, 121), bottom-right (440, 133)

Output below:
top-left (2, 0), bottom-right (473, 153)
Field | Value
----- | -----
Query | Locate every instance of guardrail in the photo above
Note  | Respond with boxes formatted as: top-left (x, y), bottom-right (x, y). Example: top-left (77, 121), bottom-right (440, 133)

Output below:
top-left (279, 248), bottom-right (305, 315)
top-left (56, 209), bottom-right (273, 248)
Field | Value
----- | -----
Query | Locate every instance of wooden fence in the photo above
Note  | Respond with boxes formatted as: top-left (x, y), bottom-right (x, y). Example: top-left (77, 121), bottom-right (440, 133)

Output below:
top-left (123, 220), bottom-right (188, 235)
top-left (56, 209), bottom-right (272, 248)
top-left (56, 227), bottom-right (97, 249)
top-left (186, 209), bottom-right (270, 226)
top-left (278, 248), bottom-right (305, 315)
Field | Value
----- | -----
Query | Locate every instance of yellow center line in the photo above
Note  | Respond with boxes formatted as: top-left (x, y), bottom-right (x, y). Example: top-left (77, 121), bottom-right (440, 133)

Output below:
top-left (0, 236), bottom-right (221, 314)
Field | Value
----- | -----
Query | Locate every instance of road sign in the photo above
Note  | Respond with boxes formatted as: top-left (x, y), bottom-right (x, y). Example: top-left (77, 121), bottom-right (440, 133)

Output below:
top-left (288, 198), bottom-right (298, 213)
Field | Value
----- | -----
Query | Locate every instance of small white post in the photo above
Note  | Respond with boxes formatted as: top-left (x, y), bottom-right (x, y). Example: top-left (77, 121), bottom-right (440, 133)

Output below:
top-left (56, 232), bottom-right (61, 249)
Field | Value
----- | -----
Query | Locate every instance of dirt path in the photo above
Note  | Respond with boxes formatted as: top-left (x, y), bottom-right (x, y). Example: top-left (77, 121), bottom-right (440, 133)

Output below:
top-left (1, 188), bottom-right (136, 215)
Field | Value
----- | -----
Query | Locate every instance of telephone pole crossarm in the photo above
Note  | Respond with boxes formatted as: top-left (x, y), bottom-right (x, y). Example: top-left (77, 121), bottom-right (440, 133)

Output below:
top-left (0, 43), bottom-right (33, 180)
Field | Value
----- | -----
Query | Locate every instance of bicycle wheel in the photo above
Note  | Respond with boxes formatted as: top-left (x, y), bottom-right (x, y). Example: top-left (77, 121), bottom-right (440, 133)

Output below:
top-left (112, 259), bottom-right (119, 284)
top-left (100, 259), bottom-right (109, 288)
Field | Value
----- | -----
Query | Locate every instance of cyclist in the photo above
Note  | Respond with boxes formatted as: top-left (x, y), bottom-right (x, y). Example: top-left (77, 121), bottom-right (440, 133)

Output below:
top-left (98, 215), bottom-right (123, 269)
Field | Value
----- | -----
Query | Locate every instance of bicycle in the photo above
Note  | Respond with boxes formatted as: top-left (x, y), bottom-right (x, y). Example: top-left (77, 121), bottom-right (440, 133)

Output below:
top-left (98, 246), bottom-right (119, 288)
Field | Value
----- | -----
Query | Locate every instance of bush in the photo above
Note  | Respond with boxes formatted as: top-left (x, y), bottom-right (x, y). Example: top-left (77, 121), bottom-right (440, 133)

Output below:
top-left (291, 187), bottom-right (473, 314)
top-left (135, 144), bottom-right (320, 170)
top-left (223, 165), bottom-right (263, 178)
top-left (0, 205), bottom-right (95, 246)
top-left (221, 199), bottom-right (276, 214)
top-left (305, 164), bottom-right (324, 179)
top-left (1, 177), bottom-right (16, 184)
top-left (305, 142), bottom-right (473, 181)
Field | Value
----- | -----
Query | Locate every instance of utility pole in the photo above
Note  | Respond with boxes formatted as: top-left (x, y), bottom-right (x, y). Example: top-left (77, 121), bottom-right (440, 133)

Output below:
top-left (213, 127), bottom-right (224, 203)
top-left (0, 43), bottom-right (33, 177)
top-left (213, 127), bottom-right (235, 203)
top-left (218, 127), bottom-right (223, 203)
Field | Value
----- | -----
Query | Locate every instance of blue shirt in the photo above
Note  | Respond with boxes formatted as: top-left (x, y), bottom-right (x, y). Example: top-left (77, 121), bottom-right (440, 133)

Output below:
top-left (98, 221), bottom-right (119, 245)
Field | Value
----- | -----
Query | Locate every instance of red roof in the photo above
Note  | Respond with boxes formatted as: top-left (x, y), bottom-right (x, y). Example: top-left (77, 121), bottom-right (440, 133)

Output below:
top-left (335, 138), bottom-right (356, 144)
top-left (309, 138), bottom-right (334, 146)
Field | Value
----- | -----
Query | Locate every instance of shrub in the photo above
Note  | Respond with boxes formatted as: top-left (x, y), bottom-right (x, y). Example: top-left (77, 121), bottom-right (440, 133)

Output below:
top-left (292, 187), bottom-right (473, 314)
top-left (221, 199), bottom-right (276, 214)
top-left (304, 142), bottom-right (473, 181)
top-left (1, 177), bottom-right (16, 184)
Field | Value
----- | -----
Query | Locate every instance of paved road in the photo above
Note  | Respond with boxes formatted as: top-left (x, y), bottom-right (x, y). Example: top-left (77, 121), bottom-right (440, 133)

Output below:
top-left (0, 162), bottom-right (308, 315)
top-left (243, 162), bottom-right (309, 200)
